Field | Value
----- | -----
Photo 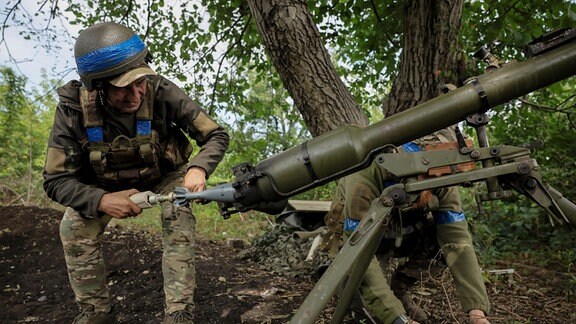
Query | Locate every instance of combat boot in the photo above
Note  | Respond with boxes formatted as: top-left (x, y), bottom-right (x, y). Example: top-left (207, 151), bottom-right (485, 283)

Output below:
top-left (400, 293), bottom-right (427, 322)
top-left (391, 272), bottom-right (427, 322)
top-left (164, 310), bottom-right (194, 324)
top-left (72, 308), bottom-right (116, 324)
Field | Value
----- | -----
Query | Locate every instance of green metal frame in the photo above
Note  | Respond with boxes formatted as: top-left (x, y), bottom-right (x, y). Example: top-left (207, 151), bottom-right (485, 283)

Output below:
top-left (290, 143), bottom-right (575, 323)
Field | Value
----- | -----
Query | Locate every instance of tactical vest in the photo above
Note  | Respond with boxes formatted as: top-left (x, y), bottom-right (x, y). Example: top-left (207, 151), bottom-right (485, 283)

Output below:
top-left (80, 82), bottom-right (162, 188)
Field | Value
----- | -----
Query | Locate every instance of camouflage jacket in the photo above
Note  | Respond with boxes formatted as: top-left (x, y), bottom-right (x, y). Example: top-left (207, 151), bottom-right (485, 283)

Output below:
top-left (323, 128), bottom-right (462, 250)
top-left (43, 75), bottom-right (229, 217)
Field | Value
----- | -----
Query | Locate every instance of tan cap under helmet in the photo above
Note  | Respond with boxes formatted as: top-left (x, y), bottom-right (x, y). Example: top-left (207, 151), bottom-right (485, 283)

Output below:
top-left (108, 63), bottom-right (157, 88)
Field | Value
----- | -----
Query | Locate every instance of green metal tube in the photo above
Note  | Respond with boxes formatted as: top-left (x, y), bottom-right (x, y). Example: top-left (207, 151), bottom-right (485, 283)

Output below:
top-left (248, 41), bottom-right (576, 203)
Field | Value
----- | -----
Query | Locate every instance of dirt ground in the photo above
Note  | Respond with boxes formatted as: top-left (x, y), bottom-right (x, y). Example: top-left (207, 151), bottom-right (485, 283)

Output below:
top-left (0, 205), bottom-right (575, 324)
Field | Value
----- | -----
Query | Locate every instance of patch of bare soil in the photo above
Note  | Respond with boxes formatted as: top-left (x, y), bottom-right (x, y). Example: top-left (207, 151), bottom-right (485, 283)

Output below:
top-left (0, 205), bottom-right (574, 323)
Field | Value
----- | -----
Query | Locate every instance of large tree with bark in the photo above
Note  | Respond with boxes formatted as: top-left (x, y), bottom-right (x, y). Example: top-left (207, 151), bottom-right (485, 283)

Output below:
top-left (245, 0), bottom-right (465, 133)
top-left (212, 0), bottom-right (467, 140)
top-left (247, 0), bottom-right (369, 136)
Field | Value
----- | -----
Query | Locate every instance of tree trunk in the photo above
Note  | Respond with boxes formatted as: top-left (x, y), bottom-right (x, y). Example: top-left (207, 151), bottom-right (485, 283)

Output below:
top-left (383, 0), bottom-right (464, 117)
top-left (247, 0), bottom-right (369, 136)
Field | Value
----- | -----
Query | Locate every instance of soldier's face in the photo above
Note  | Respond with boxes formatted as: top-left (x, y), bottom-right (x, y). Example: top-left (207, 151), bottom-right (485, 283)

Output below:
top-left (105, 77), bottom-right (147, 113)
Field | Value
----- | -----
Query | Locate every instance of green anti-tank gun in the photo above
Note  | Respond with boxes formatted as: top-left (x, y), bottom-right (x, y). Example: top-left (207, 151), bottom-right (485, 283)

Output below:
top-left (134, 28), bottom-right (576, 225)
top-left (132, 28), bottom-right (576, 323)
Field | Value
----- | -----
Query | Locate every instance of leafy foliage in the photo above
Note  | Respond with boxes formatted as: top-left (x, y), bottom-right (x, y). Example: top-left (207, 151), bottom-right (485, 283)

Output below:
top-left (465, 193), bottom-right (576, 272)
top-left (489, 84), bottom-right (576, 201)
top-left (460, 1), bottom-right (576, 77)
top-left (0, 68), bottom-right (27, 177)
top-left (0, 67), bottom-right (57, 205)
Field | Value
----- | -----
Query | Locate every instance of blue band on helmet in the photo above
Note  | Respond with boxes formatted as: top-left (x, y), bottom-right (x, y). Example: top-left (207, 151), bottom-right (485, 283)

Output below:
top-left (76, 34), bottom-right (146, 74)
top-left (136, 120), bottom-right (151, 136)
top-left (434, 210), bottom-right (466, 224)
top-left (86, 127), bottom-right (104, 142)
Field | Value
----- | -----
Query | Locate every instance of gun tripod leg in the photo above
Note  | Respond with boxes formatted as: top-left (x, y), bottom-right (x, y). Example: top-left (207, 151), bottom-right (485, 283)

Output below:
top-left (290, 193), bottom-right (395, 324)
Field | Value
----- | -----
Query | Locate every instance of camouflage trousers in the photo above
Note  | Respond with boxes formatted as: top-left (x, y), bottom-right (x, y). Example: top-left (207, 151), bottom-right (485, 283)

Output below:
top-left (59, 168), bottom-right (196, 315)
top-left (351, 221), bottom-right (490, 323)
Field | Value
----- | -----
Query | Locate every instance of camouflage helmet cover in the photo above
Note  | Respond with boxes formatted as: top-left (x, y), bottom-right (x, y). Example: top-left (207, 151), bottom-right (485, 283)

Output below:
top-left (74, 22), bottom-right (149, 90)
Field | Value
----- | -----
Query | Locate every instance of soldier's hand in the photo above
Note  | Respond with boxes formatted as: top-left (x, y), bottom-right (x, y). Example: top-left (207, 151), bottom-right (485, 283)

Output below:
top-left (183, 167), bottom-right (207, 194)
top-left (469, 309), bottom-right (490, 324)
top-left (98, 189), bottom-right (143, 219)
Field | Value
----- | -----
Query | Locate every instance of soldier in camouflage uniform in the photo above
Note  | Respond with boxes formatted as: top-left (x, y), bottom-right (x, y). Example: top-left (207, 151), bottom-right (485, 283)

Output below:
top-left (43, 22), bottom-right (229, 324)
top-left (323, 128), bottom-right (491, 324)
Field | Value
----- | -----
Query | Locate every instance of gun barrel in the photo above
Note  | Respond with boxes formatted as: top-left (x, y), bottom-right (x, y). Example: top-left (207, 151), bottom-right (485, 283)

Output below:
top-left (236, 40), bottom-right (576, 206)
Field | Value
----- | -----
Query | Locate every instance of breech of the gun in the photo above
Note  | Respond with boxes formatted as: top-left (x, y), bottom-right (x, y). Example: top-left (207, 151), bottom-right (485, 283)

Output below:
top-left (232, 40), bottom-right (576, 209)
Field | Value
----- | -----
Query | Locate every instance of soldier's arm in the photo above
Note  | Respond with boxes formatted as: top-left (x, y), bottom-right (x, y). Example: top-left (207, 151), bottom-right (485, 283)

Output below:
top-left (43, 105), bottom-right (107, 217)
top-left (433, 186), bottom-right (491, 320)
top-left (342, 161), bottom-right (388, 222)
top-left (155, 77), bottom-right (229, 179)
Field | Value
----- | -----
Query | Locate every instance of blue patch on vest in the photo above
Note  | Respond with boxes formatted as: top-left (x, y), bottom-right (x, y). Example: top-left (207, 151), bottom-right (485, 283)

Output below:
top-left (402, 141), bottom-right (421, 153)
top-left (136, 120), bottom-right (151, 136)
top-left (434, 210), bottom-right (466, 224)
top-left (344, 218), bottom-right (361, 233)
top-left (76, 35), bottom-right (146, 74)
top-left (86, 127), bottom-right (104, 142)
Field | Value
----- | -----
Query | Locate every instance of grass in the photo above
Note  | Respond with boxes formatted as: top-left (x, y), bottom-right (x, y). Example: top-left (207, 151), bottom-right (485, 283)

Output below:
top-left (116, 202), bottom-right (275, 242)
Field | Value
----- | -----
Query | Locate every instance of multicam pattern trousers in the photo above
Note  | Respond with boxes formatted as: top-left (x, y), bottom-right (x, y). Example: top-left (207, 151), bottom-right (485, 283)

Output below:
top-left (59, 168), bottom-right (196, 314)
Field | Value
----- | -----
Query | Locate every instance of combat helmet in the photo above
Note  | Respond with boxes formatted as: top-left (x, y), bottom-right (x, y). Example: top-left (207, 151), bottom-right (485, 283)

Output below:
top-left (74, 22), bottom-right (152, 90)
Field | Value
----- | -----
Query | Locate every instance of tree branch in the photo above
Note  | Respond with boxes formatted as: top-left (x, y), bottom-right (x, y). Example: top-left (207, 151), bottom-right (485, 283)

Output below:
top-left (209, 14), bottom-right (253, 113)
top-left (518, 98), bottom-right (576, 130)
